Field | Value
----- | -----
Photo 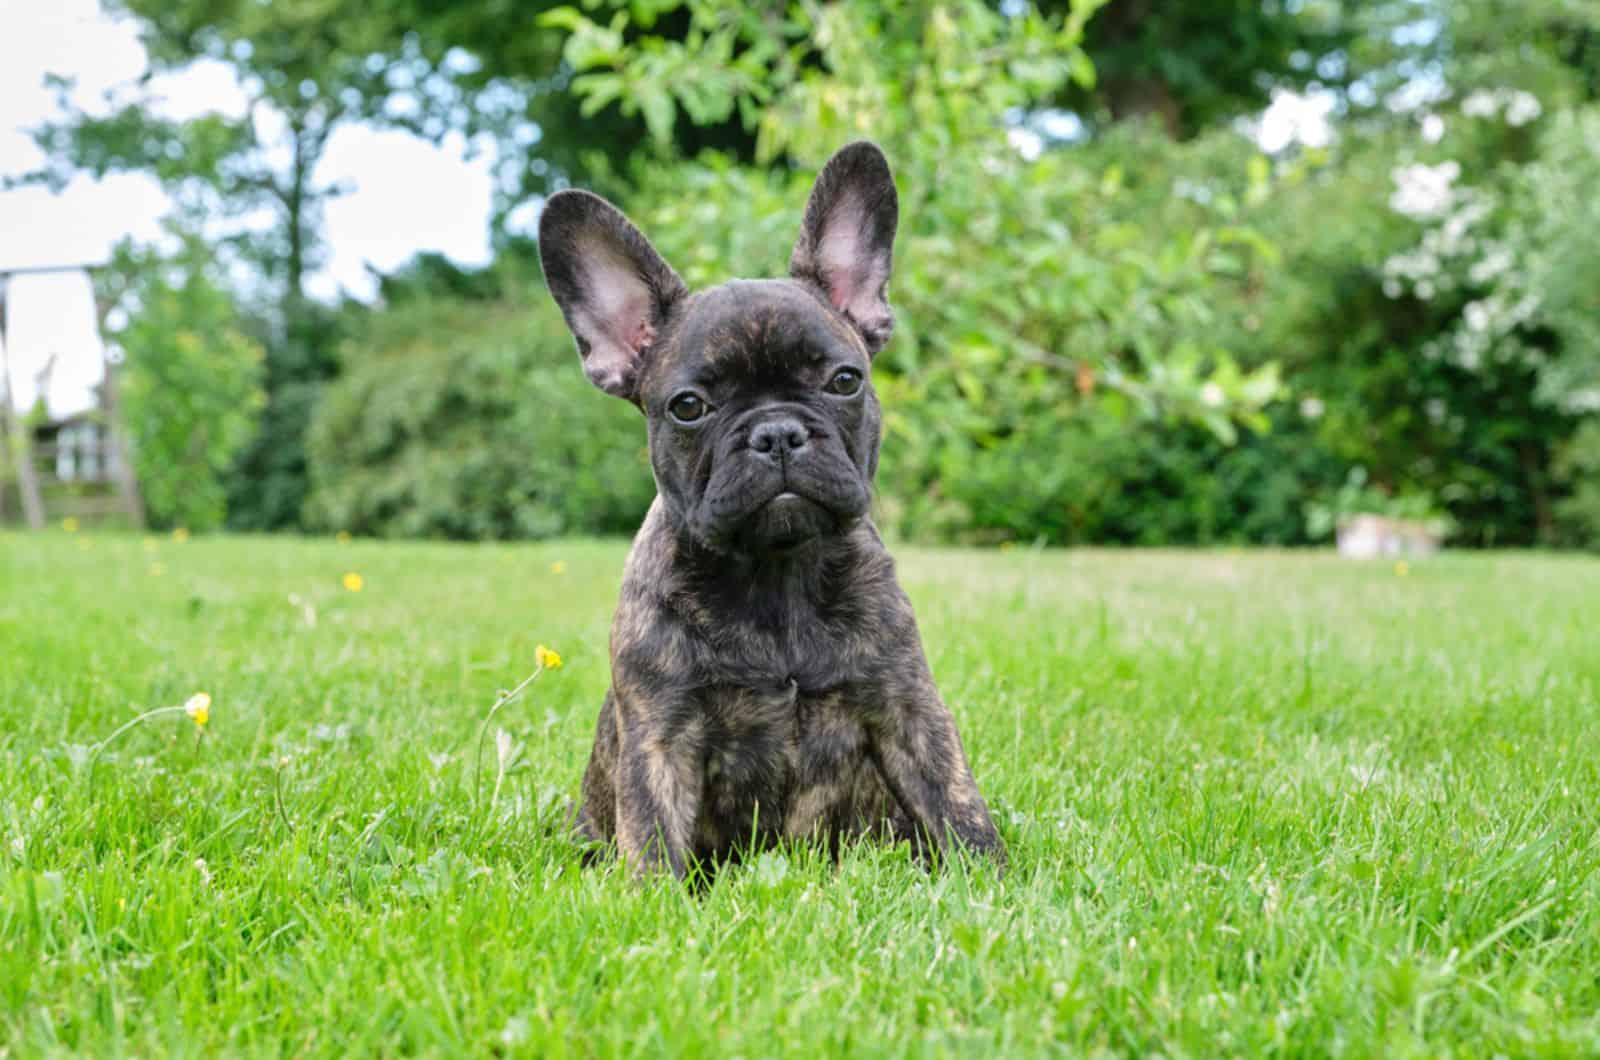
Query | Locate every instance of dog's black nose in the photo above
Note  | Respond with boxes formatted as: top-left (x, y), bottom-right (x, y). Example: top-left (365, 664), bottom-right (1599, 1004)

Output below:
top-left (749, 417), bottom-right (809, 457)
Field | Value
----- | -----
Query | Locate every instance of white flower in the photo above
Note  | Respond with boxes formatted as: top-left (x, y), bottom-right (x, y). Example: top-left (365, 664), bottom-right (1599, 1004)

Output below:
top-left (1461, 90), bottom-right (1498, 118)
top-left (1200, 382), bottom-right (1226, 408)
top-left (1565, 387), bottom-right (1600, 413)
top-left (1463, 301), bottom-right (1490, 332)
top-left (1421, 113), bottom-right (1445, 143)
top-left (1504, 91), bottom-right (1542, 127)
top-left (1389, 161), bottom-right (1460, 219)
top-left (1438, 197), bottom-right (1489, 251)
top-left (1299, 396), bottom-right (1326, 420)
top-left (1006, 127), bottom-right (1043, 162)
top-left (1384, 245), bottom-right (1445, 281)
top-left (1468, 246), bottom-right (1513, 284)
top-left (1509, 294), bottom-right (1541, 325)
top-left (1383, 278), bottom-right (1403, 299)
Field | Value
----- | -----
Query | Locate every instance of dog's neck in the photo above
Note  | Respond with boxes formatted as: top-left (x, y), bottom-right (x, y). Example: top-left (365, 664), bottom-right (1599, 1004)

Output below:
top-left (652, 509), bottom-right (873, 626)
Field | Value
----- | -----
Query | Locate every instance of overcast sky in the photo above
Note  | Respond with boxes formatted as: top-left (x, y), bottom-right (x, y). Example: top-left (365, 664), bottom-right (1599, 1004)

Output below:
top-left (0, 0), bottom-right (496, 416)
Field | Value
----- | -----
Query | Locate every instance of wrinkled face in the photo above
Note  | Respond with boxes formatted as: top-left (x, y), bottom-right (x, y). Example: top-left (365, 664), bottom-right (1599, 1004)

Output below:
top-left (640, 281), bottom-right (881, 553)
top-left (539, 140), bottom-right (900, 557)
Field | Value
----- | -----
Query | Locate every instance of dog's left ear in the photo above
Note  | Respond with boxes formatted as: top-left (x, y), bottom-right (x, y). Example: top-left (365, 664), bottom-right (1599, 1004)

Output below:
top-left (789, 141), bottom-right (899, 356)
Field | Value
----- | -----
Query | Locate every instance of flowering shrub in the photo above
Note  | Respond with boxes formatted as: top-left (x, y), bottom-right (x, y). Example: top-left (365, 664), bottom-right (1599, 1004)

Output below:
top-left (1382, 97), bottom-right (1600, 415)
top-left (1359, 87), bottom-right (1600, 545)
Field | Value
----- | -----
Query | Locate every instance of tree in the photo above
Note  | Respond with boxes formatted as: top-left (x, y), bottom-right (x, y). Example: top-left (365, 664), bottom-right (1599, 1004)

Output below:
top-left (101, 233), bottom-right (266, 531)
top-left (440, 0), bottom-right (1356, 171)
top-left (22, 0), bottom-right (503, 527)
top-left (1050, 0), bottom-right (1354, 137)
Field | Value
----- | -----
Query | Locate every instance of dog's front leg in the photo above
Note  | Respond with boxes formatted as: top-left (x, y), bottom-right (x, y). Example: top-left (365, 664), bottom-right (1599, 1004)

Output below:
top-left (612, 688), bottom-right (704, 879)
top-left (867, 668), bottom-right (1006, 872)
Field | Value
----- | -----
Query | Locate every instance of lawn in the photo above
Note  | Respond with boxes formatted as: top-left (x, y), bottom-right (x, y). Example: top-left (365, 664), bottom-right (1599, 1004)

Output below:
top-left (3, 531), bottom-right (1599, 1056)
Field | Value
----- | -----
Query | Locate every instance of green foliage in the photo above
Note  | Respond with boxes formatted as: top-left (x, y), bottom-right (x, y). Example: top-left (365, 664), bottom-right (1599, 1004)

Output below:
top-left (102, 240), bottom-right (265, 531)
top-left (1554, 421), bottom-right (1600, 550)
top-left (882, 414), bottom-right (1342, 546)
top-left (1052, 0), bottom-right (1354, 136)
top-left (546, 0), bottom-right (1283, 545)
top-left (306, 292), bottom-right (654, 540)
top-left (549, 0), bottom-right (1109, 160)
top-left (529, 0), bottom-right (1354, 158)
top-left (225, 376), bottom-right (325, 532)
top-left (1519, 106), bottom-right (1600, 412)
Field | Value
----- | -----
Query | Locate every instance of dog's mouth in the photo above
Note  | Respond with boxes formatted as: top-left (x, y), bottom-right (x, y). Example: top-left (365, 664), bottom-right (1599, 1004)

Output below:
top-left (735, 491), bottom-right (836, 552)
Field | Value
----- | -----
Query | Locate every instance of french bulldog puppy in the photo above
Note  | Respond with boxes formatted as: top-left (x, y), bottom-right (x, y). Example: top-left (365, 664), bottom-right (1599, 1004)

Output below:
top-left (538, 141), bottom-right (1005, 879)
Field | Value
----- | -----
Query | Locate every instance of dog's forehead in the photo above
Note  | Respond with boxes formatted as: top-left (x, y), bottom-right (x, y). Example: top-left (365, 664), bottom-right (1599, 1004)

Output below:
top-left (668, 279), bottom-right (863, 368)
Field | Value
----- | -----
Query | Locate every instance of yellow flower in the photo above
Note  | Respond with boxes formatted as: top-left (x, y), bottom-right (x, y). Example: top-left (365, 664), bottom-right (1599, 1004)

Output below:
top-left (172, 527), bottom-right (191, 543)
top-left (142, 539), bottom-right (159, 553)
top-left (535, 644), bottom-right (563, 670)
top-left (342, 572), bottom-right (364, 592)
top-left (1394, 561), bottom-right (1411, 577)
top-left (62, 517), bottom-right (80, 533)
top-left (335, 530), bottom-right (352, 544)
top-left (184, 692), bottom-right (211, 728)
top-left (150, 562), bottom-right (166, 577)
top-left (550, 561), bottom-right (567, 576)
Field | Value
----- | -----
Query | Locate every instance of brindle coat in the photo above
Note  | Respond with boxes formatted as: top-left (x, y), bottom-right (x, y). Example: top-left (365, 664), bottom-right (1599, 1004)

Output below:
top-left (539, 141), bottom-right (1005, 879)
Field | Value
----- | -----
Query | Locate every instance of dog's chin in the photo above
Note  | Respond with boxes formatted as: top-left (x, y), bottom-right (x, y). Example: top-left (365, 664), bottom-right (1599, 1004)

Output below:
top-left (676, 488), bottom-right (860, 557)
top-left (732, 492), bottom-right (837, 554)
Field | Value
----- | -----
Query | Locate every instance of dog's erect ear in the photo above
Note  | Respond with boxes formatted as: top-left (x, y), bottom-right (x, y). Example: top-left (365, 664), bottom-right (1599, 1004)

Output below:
top-left (538, 189), bottom-right (688, 400)
top-left (789, 141), bottom-right (899, 355)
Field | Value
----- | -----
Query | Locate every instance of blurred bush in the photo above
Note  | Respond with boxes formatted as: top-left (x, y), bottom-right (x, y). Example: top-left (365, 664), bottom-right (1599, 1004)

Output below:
top-left (305, 280), bottom-right (654, 540)
top-left (1555, 422), bottom-right (1600, 551)
top-left (104, 237), bottom-right (265, 531)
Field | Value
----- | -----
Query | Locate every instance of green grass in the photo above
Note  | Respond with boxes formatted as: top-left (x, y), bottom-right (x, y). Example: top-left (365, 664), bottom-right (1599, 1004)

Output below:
top-left (3, 531), bottom-right (1599, 1057)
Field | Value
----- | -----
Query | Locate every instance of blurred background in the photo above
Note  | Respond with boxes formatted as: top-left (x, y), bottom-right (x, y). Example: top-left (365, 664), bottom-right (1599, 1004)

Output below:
top-left (1, 0), bottom-right (1596, 550)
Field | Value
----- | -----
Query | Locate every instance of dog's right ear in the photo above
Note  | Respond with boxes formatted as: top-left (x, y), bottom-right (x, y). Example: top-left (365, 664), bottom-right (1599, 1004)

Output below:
top-left (538, 190), bottom-right (687, 401)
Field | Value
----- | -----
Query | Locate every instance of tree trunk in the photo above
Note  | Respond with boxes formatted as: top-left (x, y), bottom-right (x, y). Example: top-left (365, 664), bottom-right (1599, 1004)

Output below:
top-left (285, 116), bottom-right (309, 352)
top-left (1102, 75), bottom-right (1183, 138)
top-left (0, 279), bottom-right (47, 529)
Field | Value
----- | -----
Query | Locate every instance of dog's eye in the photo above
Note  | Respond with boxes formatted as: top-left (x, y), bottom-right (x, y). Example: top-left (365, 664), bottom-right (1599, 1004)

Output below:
top-left (668, 392), bottom-right (708, 423)
top-left (825, 368), bottom-right (864, 396)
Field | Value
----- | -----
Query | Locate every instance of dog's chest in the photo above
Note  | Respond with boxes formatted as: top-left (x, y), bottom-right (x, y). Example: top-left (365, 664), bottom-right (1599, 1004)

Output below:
top-left (694, 682), bottom-right (869, 847)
